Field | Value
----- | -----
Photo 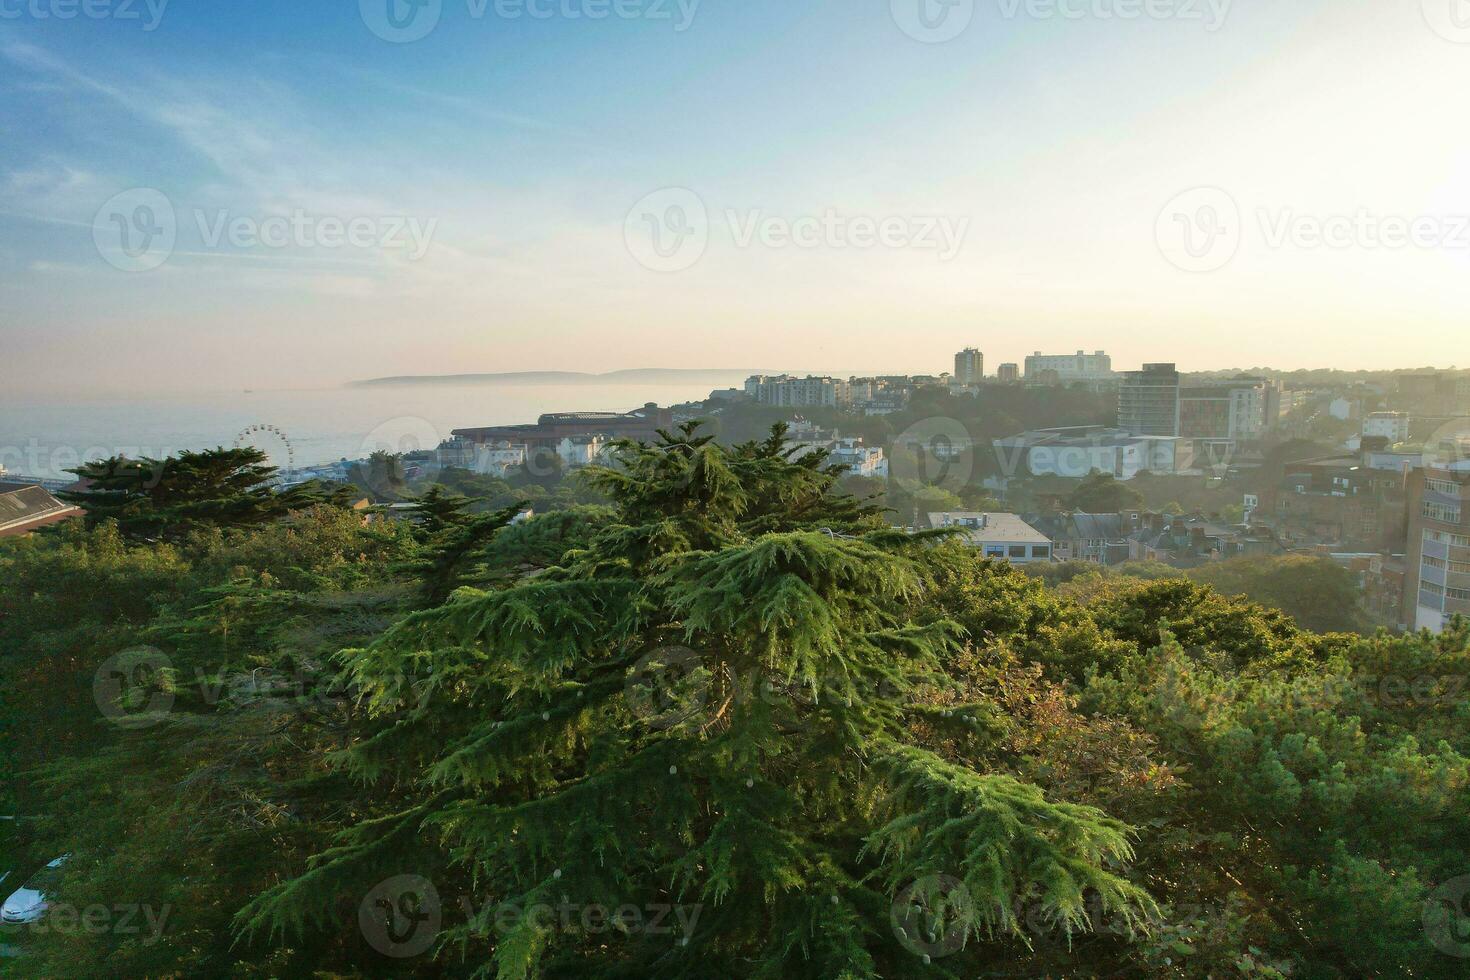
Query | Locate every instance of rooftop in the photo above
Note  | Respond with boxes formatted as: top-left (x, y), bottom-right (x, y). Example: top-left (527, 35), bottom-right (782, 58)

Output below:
top-left (0, 483), bottom-right (80, 537)
top-left (929, 512), bottom-right (1052, 544)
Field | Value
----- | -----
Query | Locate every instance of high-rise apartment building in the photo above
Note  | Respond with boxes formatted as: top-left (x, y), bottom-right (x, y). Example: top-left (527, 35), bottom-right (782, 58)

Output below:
top-left (1118, 364), bottom-right (1182, 437)
top-left (1403, 468), bottom-right (1470, 632)
top-left (996, 363), bottom-right (1020, 384)
top-left (954, 349), bottom-right (984, 386)
top-left (744, 375), bottom-right (851, 408)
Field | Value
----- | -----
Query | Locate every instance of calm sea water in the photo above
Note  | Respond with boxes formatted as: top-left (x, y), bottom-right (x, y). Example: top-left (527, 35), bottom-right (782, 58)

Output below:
top-left (0, 383), bottom-right (725, 480)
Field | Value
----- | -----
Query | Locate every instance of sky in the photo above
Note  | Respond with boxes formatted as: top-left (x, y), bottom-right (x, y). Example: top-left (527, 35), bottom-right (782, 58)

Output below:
top-left (3, 0), bottom-right (1470, 396)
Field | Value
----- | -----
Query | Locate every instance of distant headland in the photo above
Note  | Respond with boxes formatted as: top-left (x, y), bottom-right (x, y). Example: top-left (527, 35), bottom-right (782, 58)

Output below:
top-left (348, 369), bottom-right (781, 388)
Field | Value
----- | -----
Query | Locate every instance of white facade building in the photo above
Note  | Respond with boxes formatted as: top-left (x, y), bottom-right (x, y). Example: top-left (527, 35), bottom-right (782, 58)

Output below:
top-left (745, 375), bottom-right (851, 408)
top-left (1024, 351), bottom-right (1114, 384)
top-left (473, 443), bottom-right (529, 477)
top-left (1363, 412), bottom-right (1411, 444)
top-left (994, 427), bottom-right (1189, 480)
top-left (928, 513), bottom-right (1054, 563)
top-left (784, 429), bottom-right (888, 479)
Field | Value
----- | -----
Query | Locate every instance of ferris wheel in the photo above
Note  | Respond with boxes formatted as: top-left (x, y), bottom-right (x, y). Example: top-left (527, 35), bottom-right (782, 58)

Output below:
top-left (235, 423), bottom-right (296, 481)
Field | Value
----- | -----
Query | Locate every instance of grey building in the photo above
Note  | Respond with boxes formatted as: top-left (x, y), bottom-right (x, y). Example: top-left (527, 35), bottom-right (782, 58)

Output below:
top-left (1119, 363), bottom-right (1182, 437)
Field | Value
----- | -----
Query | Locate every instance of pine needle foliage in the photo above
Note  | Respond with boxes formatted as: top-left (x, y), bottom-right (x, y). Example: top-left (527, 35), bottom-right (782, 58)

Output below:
top-left (236, 423), bottom-right (1154, 977)
top-left (60, 447), bottom-right (328, 542)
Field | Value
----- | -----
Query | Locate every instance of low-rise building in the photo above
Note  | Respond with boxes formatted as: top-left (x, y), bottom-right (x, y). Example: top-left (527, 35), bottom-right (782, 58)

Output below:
top-left (1127, 514), bottom-right (1243, 568)
top-left (1032, 511), bottom-right (1139, 565)
top-left (993, 426), bottom-right (1190, 480)
top-left (454, 403), bottom-right (673, 451)
top-left (0, 482), bottom-right (81, 538)
top-left (1266, 455), bottom-right (1409, 551)
top-left (784, 427), bottom-right (888, 479)
top-left (1361, 554), bottom-right (1407, 630)
top-left (928, 512), bottom-right (1054, 563)
top-left (1363, 412), bottom-right (1411, 444)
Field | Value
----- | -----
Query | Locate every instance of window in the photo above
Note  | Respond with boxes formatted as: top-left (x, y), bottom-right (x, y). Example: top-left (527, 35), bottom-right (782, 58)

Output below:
top-left (1423, 582), bottom-right (1445, 597)
top-left (1009, 545), bottom-right (1027, 558)
top-left (1426, 529), bottom-right (1470, 548)
top-left (1424, 556), bottom-right (1447, 570)
top-left (1450, 587), bottom-right (1470, 601)
top-left (1423, 501), bottom-right (1463, 523)
top-left (1426, 478), bottom-right (1464, 497)
top-left (985, 545), bottom-right (1006, 558)
top-left (1033, 545), bottom-right (1052, 559)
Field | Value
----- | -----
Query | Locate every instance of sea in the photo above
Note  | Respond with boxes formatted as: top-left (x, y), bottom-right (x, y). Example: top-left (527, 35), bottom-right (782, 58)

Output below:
top-left (0, 382), bottom-right (730, 481)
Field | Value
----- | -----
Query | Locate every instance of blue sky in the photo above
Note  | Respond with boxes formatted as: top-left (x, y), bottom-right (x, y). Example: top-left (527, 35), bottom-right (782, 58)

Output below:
top-left (4, 0), bottom-right (1470, 394)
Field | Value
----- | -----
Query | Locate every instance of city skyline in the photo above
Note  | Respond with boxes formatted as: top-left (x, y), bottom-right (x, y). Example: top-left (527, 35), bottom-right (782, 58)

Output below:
top-left (5, 2), bottom-right (1470, 395)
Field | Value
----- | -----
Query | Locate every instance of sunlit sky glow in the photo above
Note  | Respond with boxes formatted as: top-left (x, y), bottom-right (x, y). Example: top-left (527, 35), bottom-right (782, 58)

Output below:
top-left (4, 0), bottom-right (1470, 396)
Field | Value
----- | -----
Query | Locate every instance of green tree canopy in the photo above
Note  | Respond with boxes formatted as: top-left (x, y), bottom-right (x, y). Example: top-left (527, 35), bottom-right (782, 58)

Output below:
top-left (60, 447), bottom-right (326, 542)
top-left (1066, 471), bottom-right (1146, 513)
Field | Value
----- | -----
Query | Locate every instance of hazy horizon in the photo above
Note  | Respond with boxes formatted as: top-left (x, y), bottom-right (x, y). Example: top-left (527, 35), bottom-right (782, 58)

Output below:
top-left (7, 1), bottom-right (1470, 397)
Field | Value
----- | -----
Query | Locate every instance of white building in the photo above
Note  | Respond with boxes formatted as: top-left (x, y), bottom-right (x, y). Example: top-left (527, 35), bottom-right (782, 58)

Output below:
top-left (473, 442), bottom-right (529, 477)
top-left (928, 512), bottom-right (1054, 564)
top-left (1363, 412), bottom-right (1411, 444)
top-left (993, 426), bottom-right (1190, 480)
top-left (784, 429), bottom-right (888, 479)
top-left (555, 436), bottom-right (607, 469)
top-left (745, 375), bottom-right (850, 408)
top-left (828, 438), bottom-right (889, 479)
top-left (1024, 351), bottom-right (1114, 384)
